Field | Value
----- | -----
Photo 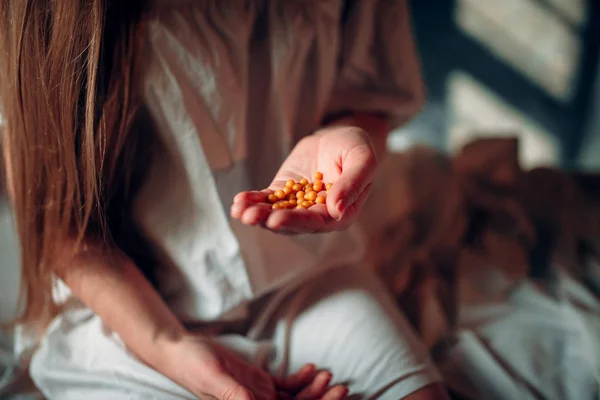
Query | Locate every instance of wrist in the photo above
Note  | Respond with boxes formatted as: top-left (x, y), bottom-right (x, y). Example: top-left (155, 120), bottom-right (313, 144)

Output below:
top-left (320, 112), bottom-right (390, 160)
top-left (149, 332), bottom-right (218, 397)
top-left (138, 327), bottom-right (191, 381)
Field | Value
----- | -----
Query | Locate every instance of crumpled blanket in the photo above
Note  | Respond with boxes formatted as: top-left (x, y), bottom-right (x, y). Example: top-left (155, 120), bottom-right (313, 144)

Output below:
top-left (359, 137), bottom-right (600, 399)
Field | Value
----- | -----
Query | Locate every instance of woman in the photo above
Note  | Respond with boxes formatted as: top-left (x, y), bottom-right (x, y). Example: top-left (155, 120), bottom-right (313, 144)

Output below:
top-left (0, 1), bottom-right (448, 399)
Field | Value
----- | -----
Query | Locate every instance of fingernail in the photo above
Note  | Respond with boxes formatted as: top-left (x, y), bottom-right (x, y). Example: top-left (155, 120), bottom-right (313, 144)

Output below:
top-left (336, 199), bottom-right (346, 217)
top-left (302, 363), bottom-right (316, 373)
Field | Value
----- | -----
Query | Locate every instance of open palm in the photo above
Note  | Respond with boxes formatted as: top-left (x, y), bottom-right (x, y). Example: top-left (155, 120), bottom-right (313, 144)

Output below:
top-left (231, 126), bottom-right (377, 234)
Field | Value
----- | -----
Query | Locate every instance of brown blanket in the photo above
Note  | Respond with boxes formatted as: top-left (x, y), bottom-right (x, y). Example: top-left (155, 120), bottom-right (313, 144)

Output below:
top-left (359, 137), bottom-right (600, 350)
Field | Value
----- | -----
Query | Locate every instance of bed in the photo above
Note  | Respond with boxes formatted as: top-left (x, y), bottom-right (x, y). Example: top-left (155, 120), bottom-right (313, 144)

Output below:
top-left (359, 138), bottom-right (600, 399)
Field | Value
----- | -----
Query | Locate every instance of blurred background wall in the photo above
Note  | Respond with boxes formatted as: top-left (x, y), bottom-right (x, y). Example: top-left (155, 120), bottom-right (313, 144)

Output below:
top-left (390, 0), bottom-right (600, 171)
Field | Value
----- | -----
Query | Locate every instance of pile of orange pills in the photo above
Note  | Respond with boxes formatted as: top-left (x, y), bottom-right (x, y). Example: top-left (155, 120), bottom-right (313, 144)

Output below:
top-left (268, 172), bottom-right (333, 210)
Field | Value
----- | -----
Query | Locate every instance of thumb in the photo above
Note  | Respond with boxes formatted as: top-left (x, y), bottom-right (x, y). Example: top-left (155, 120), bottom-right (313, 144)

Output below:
top-left (327, 146), bottom-right (376, 220)
top-left (206, 371), bottom-right (255, 400)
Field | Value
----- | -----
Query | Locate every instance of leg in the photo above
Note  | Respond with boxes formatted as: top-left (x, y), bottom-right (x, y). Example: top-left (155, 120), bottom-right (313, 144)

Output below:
top-left (265, 265), bottom-right (446, 400)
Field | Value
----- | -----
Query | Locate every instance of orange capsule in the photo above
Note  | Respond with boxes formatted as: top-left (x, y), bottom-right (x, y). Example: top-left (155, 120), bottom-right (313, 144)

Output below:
top-left (296, 205), bottom-right (304, 209)
top-left (272, 203), bottom-right (281, 210)
top-left (314, 171), bottom-right (323, 181)
top-left (306, 191), bottom-right (317, 201)
top-left (292, 183), bottom-right (303, 192)
top-left (315, 196), bottom-right (326, 204)
top-left (289, 199), bottom-right (297, 206)
top-left (299, 178), bottom-right (309, 185)
top-left (287, 193), bottom-right (296, 200)
top-left (281, 201), bottom-right (290, 208)
top-left (296, 190), bottom-right (305, 199)
top-left (286, 180), bottom-right (295, 188)
top-left (305, 184), bottom-right (313, 191)
top-left (313, 180), bottom-right (323, 192)
top-left (284, 187), bottom-right (293, 195)
top-left (326, 183), bottom-right (333, 191)
top-left (275, 190), bottom-right (286, 199)
top-left (268, 194), bottom-right (278, 203)
top-left (301, 201), bottom-right (311, 208)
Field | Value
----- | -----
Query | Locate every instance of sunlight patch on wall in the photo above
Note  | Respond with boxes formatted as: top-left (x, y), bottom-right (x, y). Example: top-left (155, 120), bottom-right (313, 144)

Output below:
top-left (447, 71), bottom-right (559, 169)
top-left (455, 0), bottom-right (581, 102)
top-left (387, 131), bottom-right (414, 152)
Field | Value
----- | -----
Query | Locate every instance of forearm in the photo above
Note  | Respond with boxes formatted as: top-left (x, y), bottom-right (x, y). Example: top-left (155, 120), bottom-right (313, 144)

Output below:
top-left (59, 245), bottom-right (186, 379)
top-left (323, 111), bottom-right (391, 160)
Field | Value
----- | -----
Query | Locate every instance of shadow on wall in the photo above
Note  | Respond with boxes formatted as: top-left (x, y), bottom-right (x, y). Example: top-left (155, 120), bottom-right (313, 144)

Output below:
top-left (393, 0), bottom-right (600, 170)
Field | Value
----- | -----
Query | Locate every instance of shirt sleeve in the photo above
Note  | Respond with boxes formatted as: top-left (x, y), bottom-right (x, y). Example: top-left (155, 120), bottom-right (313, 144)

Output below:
top-left (326, 0), bottom-right (424, 129)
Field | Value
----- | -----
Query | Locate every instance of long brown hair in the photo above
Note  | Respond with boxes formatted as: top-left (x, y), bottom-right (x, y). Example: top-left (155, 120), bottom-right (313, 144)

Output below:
top-left (0, 1), bottom-right (147, 328)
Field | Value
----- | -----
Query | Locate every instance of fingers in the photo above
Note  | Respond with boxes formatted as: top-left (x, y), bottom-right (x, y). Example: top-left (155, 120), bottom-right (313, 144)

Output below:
top-left (231, 191), bottom-right (271, 219)
top-left (273, 364), bottom-right (317, 391)
top-left (265, 207), bottom-right (327, 233)
top-left (233, 190), bottom-right (271, 204)
top-left (231, 201), bottom-right (273, 226)
top-left (274, 364), bottom-right (348, 400)
top-left (295, 371), bottom-right (332, 399)
top-left (231, 200), bottom-right (328, 234)
top-left (233, 192), bottom-right (362, 234)
top-left (321, 385), bottom-right (349, 400)
top-left (332, 182), bottom-right (373, 225)
top-left (326, 146), bottom-right (376, 221)
top-left (232, 201), bottom-right (355, 234)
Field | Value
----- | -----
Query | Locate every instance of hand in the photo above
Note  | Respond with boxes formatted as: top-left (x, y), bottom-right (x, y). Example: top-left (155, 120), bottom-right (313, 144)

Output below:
top-left (170, 335), bottom-right (348, 399)
top-left (274, 364), bottom-right (348, 400)
top-left (171, 335), bottom-right (273, 399)
top-left (231, 125), bottom-right (377, 234)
